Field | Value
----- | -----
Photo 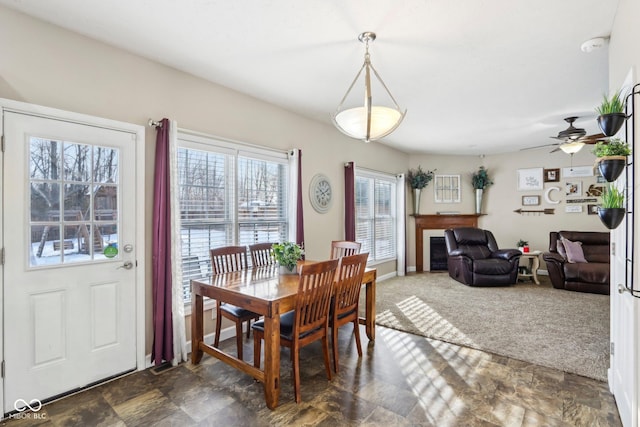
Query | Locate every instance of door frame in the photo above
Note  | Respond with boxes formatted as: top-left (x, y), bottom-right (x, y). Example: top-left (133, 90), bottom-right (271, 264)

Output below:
top-left (0, 98), bottom-right (146, 407)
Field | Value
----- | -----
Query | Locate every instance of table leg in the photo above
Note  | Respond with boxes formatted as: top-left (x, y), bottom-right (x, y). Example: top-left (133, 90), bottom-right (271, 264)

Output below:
top-left (262, 305), bottom-right (281, 409)
top-left (191, 292), bottom-right (204, 364)
top-left (532, 255), bottom-right (541, 285)
top-left (365, 279), bottom-right (376, 341)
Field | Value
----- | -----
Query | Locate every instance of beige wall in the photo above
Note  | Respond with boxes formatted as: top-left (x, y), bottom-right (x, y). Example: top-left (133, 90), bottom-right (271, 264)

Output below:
top-left (406, 148), bottom-right (606, 270)
top-left (0, 6), bottom-right (409, 355)
top-left (0, 4), bottom-right (622, 357)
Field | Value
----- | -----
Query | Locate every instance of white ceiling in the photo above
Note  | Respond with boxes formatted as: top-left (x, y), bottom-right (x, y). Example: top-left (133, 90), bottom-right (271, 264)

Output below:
top-left (0, 0), bottom-right (620, 155)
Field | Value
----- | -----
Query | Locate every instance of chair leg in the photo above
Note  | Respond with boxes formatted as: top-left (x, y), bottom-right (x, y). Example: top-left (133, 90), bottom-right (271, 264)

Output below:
top-left (292, 343), bottom-right (301, 403)
top-left (321, 334), bottom-right (332, 381)
top-left (235, 319), bottom-right (244, 360)
top-left (332, 324), bottom-right (340, 373)
top-left (246, 319), bottom-right (252, 339)
top-left (352, 318), bottom-right (362, 357)
top-left (253, 331), bottom-right (262, 369)
top-left (214, 302), bottom-right (222, 348)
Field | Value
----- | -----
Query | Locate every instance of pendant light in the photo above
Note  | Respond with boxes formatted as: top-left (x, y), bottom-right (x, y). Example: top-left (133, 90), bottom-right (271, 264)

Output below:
top-left (332, 32), bottom-right (406, 143)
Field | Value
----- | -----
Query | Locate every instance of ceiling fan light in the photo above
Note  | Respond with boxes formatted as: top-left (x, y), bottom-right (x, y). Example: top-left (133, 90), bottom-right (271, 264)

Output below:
top-left (559, 141), bottom-right (585, 154)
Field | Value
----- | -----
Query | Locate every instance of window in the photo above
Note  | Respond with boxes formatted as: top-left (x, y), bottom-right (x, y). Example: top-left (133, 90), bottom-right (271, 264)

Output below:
top-left (355, 169), bottom-right (397, 262)
top-left (177, 134), bottom-right (289, 302)
top-left (29, 137), bottom-right (120, 267)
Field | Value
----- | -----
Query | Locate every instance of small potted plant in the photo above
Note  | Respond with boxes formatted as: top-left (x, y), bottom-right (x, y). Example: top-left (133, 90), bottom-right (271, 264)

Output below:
top-left (471, 166), bottom-right (493, 214)
top-left (595, 90), bottom-right (627, 136)
top-left (516, 239), bottom-right (529, 253)
top-left (407, 166), bottom-right (435, 215)
top-left (272, 241), bottom-right (304, 274)
top-left (592, 138), bottom-right (631, 182)
top-left (597, 184), bottom-right (625, 230)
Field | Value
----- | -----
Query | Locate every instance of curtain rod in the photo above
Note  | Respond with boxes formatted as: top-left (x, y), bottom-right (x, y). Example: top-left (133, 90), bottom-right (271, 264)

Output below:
top-left (148, 119), bottom-right (162, 128)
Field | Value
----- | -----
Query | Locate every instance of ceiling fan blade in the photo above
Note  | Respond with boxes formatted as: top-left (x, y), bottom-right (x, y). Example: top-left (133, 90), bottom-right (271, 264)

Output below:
top-left (521, 142), bottom-right (559, 151)
top-left (550, 147), bottom-right (561, 153)
top-left (578, 133), bottom-right (607, 144)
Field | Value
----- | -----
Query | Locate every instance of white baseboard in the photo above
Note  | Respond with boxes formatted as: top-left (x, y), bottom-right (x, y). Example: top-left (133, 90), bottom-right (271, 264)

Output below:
top-left (145, 325), bottom-right (239, 369)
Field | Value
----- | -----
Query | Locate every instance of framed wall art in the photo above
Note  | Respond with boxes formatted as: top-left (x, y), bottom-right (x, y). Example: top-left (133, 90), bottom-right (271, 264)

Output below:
top-left (564, 181), bottom-right (582, 197)
top-left (587, 204), bottom-right (599, 215)
top-left (522, 195), bottom-right (540, 206)
top-left (562, 166), bottom-right (594, 178)
top-left (517, 168), bottom-right (543, 191)
top-left (565, 205), bottom-right (583, 213)
top-left (544, 168), bottom-right (560, 182)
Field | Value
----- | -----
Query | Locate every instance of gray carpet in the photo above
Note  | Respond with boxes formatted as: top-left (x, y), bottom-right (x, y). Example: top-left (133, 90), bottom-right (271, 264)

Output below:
top-left (368, 273), bottom-right (609, 381)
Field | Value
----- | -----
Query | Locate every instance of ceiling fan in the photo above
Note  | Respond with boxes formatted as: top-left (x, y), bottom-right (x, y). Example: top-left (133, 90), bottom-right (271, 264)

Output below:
top-left (523, 116), bottom-right (606, 153)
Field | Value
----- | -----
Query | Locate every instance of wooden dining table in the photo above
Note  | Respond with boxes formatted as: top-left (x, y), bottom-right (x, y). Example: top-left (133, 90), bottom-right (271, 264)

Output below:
top-left (190, 260), bottom-right (376, 409)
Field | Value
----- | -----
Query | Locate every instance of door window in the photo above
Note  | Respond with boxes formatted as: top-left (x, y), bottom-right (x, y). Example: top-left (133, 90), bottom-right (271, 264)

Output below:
top-left (29, 137), bottom-right (120, 267)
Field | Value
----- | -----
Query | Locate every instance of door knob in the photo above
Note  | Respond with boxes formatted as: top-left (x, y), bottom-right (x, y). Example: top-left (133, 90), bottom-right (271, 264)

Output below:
top-left (118, 261), bottom-right (133, 270)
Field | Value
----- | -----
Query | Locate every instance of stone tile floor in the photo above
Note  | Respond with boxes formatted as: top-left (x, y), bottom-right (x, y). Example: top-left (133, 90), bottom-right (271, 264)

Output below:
top-left (1, 324), bottom-right (621, 426)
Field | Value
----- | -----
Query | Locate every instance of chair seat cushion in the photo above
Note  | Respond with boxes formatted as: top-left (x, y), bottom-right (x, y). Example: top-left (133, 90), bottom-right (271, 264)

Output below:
top-left (472, 259), bottom-right (514, 275)
top-left (252, 310), bottom-right (320, 340)
top-left (564, 262), bottom-right (609, 284)
top-left (221, 304), bottom-right (259, 319)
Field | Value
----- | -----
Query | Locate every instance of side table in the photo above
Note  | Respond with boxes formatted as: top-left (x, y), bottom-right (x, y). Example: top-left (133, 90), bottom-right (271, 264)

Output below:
top-left (518, 250), bottom-right (542, 284)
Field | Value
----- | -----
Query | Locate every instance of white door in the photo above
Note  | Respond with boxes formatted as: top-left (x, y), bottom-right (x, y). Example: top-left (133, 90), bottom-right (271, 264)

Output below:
top-left (2, 111), bottom-right (138, 411)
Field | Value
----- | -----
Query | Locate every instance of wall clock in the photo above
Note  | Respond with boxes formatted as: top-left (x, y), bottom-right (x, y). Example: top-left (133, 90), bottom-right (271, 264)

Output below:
top-left (309, 173), bottom-right (332, 213)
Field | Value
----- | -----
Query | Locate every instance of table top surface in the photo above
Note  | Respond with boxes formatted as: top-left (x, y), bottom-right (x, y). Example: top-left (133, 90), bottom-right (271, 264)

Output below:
top-left (191, 261), bottom-right (375, 303)
top-left (520, 250), bottom-right (542, 256)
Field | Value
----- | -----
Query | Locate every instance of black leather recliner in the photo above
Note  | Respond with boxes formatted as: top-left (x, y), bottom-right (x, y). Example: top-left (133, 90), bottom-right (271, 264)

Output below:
top-left (444, 227), bottom-right (521, 286)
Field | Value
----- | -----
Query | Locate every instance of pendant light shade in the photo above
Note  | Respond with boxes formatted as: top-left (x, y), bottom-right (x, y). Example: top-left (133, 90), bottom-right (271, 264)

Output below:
top-left (332, 32), bottom-right (406, 143)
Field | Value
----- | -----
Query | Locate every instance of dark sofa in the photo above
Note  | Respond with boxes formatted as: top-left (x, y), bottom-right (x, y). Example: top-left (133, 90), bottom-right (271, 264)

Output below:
top-left (542, 231), bottom-right (610, 295)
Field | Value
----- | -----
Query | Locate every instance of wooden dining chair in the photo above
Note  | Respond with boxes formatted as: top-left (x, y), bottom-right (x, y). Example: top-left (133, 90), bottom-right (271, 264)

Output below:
top-left (252, 258), bottom-right (339, 403)
top-left (210, 245), bottom-right (260, 360)
top-left (248, 242), bottom-right (276, 267)
top-left (330, 253), bottom-right (368, 373)
top-left (330, 240), bottom-right (361, 259)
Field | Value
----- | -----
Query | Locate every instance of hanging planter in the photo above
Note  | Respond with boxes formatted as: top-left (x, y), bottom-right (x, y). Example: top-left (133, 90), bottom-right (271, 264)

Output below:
top-left (591, 139), bottom-right (631, 182)
top-left (595, 90), bottom-right (627, 137)
top-left (597, 184), bottom-right (625, 230)
top-left (597, 113), bottom-right (627, 137)
top-left (596, 156), bottom-right (627, 182)
top-left (597, 207), bottom-right (626, 230)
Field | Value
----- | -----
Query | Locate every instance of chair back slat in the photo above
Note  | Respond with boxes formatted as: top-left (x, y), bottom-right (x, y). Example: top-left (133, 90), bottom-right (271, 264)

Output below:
top-left (249, 242), bottom-right (276, 267)
top-left (330, 240), bottom-right (361, 259)
top-left (334, 253), bottom-right (369, 317)
top-left (210, 245), bottom-right (248, 274)
top-left (295, 259), bottom-right (339, 336)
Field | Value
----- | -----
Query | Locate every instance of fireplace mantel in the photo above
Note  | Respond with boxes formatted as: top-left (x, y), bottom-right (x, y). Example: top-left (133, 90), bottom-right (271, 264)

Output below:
top-left (413, 214), bottom-right (481, 272)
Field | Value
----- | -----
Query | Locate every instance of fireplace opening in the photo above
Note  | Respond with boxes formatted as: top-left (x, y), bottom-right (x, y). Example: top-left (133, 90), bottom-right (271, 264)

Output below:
top-left (430, 236), bottom-right (448, 271)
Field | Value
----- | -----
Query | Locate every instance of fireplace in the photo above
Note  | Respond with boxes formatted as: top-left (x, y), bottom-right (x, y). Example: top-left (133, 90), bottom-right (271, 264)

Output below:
top-left (430, 237), bottom-right (448, 271)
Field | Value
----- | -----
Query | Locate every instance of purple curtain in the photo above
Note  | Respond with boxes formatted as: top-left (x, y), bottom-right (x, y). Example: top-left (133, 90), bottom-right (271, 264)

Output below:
top-left (296, 149), bottom-right (305, 246)
top-left (151, 118), bottom-right (174, 366)
top-left (344, 162), bottom-right (356, 241)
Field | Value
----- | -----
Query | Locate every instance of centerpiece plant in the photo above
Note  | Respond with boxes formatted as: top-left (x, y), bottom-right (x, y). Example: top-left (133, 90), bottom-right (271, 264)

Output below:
top-left (272, 241), bottom-right (304, 274)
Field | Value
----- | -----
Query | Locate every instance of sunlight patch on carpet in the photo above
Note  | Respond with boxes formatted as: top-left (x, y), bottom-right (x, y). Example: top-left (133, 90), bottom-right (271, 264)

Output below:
top-left (392, 295), bottom-right (478, 348)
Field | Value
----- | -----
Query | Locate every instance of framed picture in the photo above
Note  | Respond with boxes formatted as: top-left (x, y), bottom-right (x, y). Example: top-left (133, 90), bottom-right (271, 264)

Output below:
top-left (587, 204), bottom-right (599, 215)
top-left (434, 174), bottom-right (461, 203)
top-left (565, 181), bottom-right (582, 197)
top-left (544, 168), bottom-right (560, 182)
top-left (522, 195), bottom-right (540, 206)
top-left (597, 175), bottom-right (607, 184)
top-left (585, 184), bottom-right (604, 197)
top-left (517, 168), bottom-right (543, 191)
top-left (565, 205), bottom-right (583, 213)
top-left (562, 166), bottom-right (594, 178)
